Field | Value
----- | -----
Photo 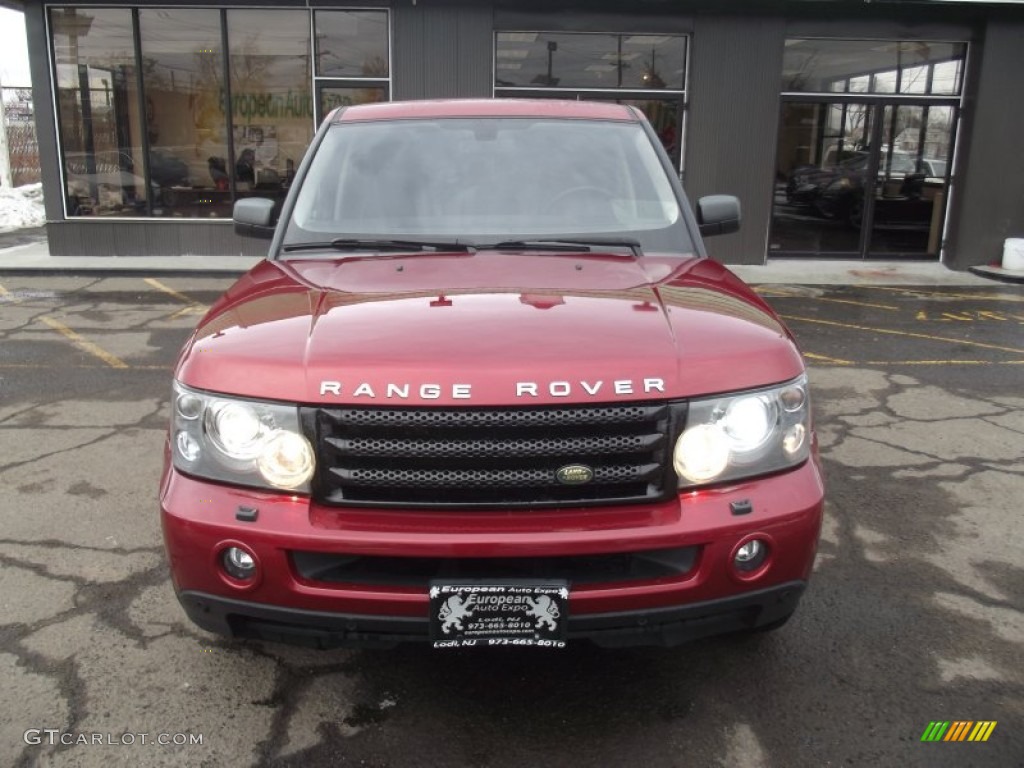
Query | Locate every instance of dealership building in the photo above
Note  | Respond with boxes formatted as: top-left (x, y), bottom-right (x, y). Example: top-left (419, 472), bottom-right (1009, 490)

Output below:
top-left (8, 0), bottom-right (1024, 267)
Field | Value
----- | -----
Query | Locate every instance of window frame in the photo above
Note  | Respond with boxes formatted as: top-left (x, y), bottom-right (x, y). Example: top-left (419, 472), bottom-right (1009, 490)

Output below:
top-left (46, 4), bottom-right (392, 221)
top-left (492, 30), bottom-right (690, 175)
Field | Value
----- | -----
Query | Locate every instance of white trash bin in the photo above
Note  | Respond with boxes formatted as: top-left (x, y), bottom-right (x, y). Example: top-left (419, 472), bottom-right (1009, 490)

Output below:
top-left (1003, 238), bottom-right (1024, 271)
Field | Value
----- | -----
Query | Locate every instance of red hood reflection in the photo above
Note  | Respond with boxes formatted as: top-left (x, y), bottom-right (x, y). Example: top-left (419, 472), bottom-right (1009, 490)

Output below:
top-left (177, 251), bottom-right (803, 405)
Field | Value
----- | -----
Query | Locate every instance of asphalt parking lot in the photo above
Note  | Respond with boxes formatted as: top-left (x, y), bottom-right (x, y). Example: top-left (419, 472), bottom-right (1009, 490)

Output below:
top-left (0, 273), bottom-right (1021, 767)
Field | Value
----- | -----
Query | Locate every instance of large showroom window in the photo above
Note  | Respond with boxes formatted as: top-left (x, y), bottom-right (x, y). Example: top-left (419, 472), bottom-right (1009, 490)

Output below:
top-left (494, 32), bottom-right (687, 170)
top-left (52, 8), bottom-right (147, 217)
top-left (138, 9), bottom-right (227, 218)
top-left (314, 10), bottom-right (390, 122)
top-left (770, 39), bottom-right (965, 259)
top-left (49, 6), bottom-right (390, 219)
top-left (227, 10), bottom-right (312, 211)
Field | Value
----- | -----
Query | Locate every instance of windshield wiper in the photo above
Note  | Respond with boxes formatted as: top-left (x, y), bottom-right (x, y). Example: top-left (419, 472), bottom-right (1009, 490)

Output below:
top-left (478, 237), bottom-right (643, 258)
top-left (283, 238), bottom-right (473, 253)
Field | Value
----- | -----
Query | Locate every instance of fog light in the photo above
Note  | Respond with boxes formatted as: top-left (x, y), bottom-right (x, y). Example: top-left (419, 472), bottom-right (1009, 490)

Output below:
top-left (734, 539), bottom-right (768, 572)
top-left (222, 547), bottom-right (256, 580)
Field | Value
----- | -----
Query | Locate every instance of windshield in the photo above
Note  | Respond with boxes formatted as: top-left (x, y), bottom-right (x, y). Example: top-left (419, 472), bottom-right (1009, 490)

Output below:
top-left (284, 117), bottom-right (691, 255)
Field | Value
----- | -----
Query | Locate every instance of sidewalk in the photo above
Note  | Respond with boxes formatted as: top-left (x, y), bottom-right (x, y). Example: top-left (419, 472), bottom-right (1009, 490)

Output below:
top-left (0, 231), bottom-right (1012, 286)
top-left (0, 235), bottom-right (261, 277)
top-left (729, 259), bottom-right (1002, 286)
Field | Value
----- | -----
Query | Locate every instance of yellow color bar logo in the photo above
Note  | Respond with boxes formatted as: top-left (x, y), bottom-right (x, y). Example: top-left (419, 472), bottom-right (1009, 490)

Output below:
top-left (921, 721), bottom-right (997, 742)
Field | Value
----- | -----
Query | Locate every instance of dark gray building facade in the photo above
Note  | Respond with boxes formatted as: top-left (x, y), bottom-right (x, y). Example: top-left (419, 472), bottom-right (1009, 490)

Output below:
top-left (14, 0), bottom-right (1024, 268)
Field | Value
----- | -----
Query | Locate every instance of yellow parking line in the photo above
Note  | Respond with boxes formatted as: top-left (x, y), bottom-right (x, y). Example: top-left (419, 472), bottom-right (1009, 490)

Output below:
top-left (757, 287), bottom-right (900, 311)
top-left (168, 305), bottom-right (209, 320)
top-left (37, 316), bottom-right (130, 369)
top-left (862, 286), bottom-right (1024, 303)
top-left (144, 277), bottom-right (195, 305)
top-left (0, 363), bottom-right (169, 370)
top-left (864, 359), bottom-right (1024, 366)
top-left (780, 314), bottom-right (1024, 355)
top-left (803, 352), bottom-right (854, 365)
top-left (144, 277), bottom-right (209, 320)
top-left (0, 364), bottom-right (169, 370)
top-left (807, 296), bottom-right (900, 312)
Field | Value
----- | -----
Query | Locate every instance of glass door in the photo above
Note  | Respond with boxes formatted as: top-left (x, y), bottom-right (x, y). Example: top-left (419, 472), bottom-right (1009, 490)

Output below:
top-left (867, 104), bottom-right (956, 256)
top-left (770, 101), bottom-right (874, 256)
top-left (773, 38), bottom-right (965, 259)
top-left (770, 100), bottom-right (956, 258)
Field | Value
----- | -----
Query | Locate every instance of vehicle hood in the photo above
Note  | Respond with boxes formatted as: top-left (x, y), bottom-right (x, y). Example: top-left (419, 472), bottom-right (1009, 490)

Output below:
top-left (177, 251), bottom-right (804, 406)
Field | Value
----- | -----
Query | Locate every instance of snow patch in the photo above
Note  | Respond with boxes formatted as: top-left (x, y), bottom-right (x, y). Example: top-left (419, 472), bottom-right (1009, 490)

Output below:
top-left (0, 182), bottom-right (45, 232)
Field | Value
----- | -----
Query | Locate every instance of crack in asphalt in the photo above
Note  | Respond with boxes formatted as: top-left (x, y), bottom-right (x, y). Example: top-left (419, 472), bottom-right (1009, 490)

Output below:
top-left (0, 429), bottom-right (120, 476)
top-left (11, 656), bottom-right (88, 768)
top-left (0, 552), bottom-right (169, 646)
top-left (0, 398), bottom-right (86, 425)
top-left (0, 538), bottom-right (160, 554)
top-left (248, 655), bottom-right (356, 762)
top-left (1, 548), bottom-right (208, 766)
top-left (813, 371), bottom-right (1022, 482)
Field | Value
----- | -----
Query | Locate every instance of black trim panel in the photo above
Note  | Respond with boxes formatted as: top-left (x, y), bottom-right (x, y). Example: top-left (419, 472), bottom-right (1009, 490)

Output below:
top-left (177, 581), bottom-right (806, 649)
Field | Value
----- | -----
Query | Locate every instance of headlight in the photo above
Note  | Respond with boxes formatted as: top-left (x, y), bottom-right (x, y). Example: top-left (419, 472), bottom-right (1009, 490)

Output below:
top-left (674, 375), bottom-right (811, 487)
top-left (257, 431), bottom-right (316, 490)
top-left (721, 396), bottom-right (777, 453)
top-left (171, 382), bottom-right (314, 492)
top-left (674, 424), bottom-right (731, 484)
top-left (205, 402), bottom-right (267, 461)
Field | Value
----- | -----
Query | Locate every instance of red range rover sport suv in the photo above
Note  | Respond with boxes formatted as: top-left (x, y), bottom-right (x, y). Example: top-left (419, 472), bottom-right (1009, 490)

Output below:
top-left (161, 99), bottom-right (824, 649)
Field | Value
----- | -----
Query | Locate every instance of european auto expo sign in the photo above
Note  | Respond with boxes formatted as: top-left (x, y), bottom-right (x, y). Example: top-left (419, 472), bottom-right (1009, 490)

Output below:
top-left (230, 90), bottom-right (314, 120)
top-left (225, 90), bottom-right (373, 120)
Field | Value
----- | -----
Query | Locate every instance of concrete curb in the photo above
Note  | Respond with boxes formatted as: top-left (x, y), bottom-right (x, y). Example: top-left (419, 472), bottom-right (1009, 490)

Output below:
top-left (0, 238), bottom-right (1011, 287)
top-left (0, 241), bottom-right (262, 277)
top-left (968, 264), bottom-right (1024, 285)
top-left (0, 266), bottom-right (255, 278)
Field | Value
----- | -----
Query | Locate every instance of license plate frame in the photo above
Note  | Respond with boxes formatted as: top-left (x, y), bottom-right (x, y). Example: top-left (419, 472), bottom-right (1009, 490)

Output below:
top-left (428, 581), bottom-right (569, 649)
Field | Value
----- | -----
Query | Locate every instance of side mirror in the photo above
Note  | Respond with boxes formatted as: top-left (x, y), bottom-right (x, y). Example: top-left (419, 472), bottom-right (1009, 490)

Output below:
top-left (233, 197), bottom-right (276, 239)
top-left (696, 194), bottom-right (741, 237)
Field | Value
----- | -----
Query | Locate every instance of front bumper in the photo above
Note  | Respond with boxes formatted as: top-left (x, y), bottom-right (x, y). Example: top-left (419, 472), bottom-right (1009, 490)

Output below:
top-left (161, 456), bottom-right (824, 648)
top-left (179, 581), bottom-right (806, 649)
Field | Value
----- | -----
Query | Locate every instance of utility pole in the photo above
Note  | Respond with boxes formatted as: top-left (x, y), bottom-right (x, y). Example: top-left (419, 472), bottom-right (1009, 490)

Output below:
top-left (0, 72), bottom-right (12, 187)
